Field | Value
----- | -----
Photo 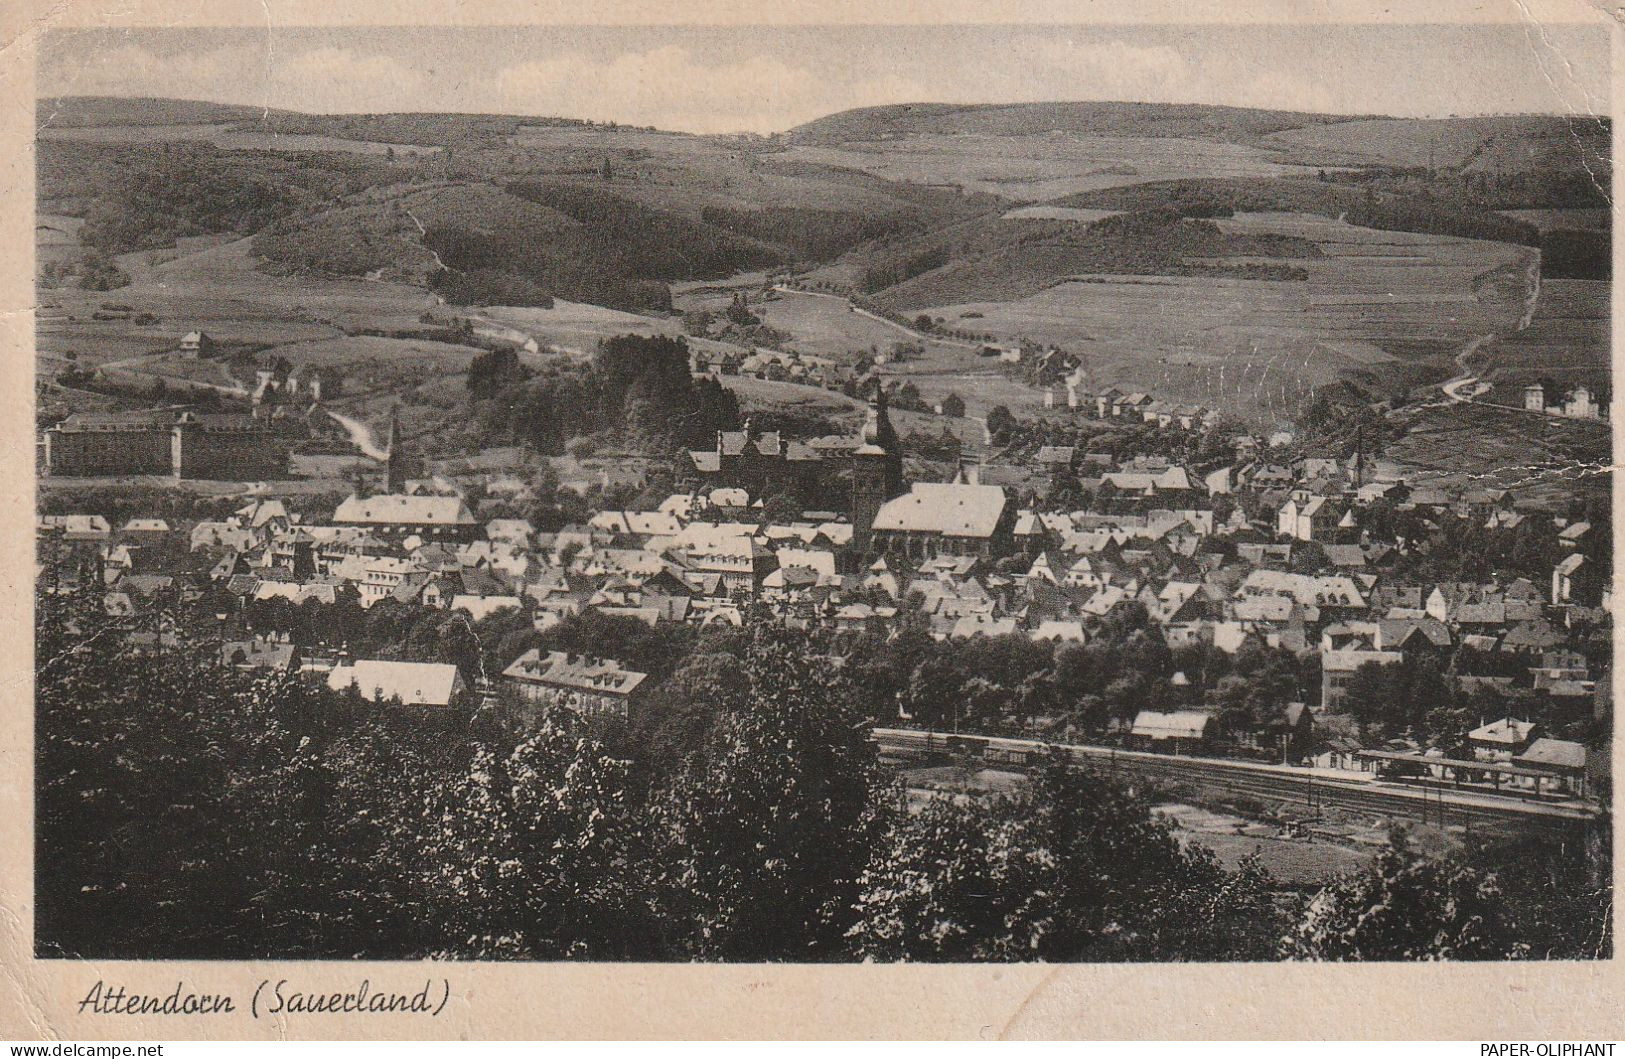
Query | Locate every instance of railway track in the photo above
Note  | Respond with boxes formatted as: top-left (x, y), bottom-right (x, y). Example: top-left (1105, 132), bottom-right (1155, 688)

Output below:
top-left (875, 728), bottom-right (1598, 837)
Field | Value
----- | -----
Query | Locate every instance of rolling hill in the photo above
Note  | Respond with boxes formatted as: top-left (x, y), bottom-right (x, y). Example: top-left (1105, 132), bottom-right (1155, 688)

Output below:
top-left (787, 100), bottom-right (1610, 174)
top-left (35, 94), bottom-right (1611, 428)
top-left (785, 101), bottom-right (1358, 145)
top-left (37, 97), bottom-right (986, 312)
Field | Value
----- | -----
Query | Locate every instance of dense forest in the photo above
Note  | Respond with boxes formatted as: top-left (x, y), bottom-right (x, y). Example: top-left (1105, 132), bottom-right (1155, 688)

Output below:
top-left (36, 588), bottom-right (1612, 962)
top-left (699, 204), bottom-right (933, 263)
top-left (66, 143), bottom-right (399, 255)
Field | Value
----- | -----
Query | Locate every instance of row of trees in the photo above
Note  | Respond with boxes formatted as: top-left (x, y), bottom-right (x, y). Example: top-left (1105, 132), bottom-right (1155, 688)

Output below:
top-left (1062, 177), bottom-right (1542, 248)
top-left (824, 603), bottom-right (1316, 743)
top-left (1341, 653), bottom-right (1607, 747)
top-left (37, 591), bottom-right (1609, 961)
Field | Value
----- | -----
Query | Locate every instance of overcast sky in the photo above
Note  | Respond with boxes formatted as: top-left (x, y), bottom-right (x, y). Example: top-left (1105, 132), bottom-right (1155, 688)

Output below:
top-left (38, 23), bottom-right (1611, 134)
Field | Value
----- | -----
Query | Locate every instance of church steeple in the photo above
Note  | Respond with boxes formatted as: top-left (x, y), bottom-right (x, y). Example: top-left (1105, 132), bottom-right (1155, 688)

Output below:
top-left (385, 408), bottom-right (406, 494)
top-left (851, 385), bottom-right (905, 551)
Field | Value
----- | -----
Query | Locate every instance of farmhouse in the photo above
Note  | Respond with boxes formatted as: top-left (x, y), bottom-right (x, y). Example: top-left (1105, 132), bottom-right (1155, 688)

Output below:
top-left (179, 330), bottom-right (216, 355)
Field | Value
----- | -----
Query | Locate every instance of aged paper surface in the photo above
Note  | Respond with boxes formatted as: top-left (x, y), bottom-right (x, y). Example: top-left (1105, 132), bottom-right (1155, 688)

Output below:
top-left (1, 0), bottom-right (1622, 1040)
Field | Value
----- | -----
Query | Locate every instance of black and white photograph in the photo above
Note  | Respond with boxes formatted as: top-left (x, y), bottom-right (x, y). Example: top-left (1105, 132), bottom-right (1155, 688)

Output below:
top-left (22, 2), bottom-right (1615, 987)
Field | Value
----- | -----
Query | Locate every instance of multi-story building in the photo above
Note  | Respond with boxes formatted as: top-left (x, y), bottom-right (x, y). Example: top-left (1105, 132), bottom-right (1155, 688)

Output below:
top-left (43, 412), bottom-right (175, 477)
top-left (500, 649), bottom-right (649, 720)
top-left (44, 411), bottom-right (287, 480)
top-left (170, 413), bottom-right (288, 480)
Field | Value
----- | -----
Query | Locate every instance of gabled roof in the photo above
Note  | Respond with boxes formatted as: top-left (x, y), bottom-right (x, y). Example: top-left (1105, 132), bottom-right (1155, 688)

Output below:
top-left (872, 483), bottom-right (1008, 539)
top-left (1469, 717), bottom-right (1537, 746)
top-left (1323, 544), bottom-right (1366, 568)
top-left (1515, 738), bottom-right (1587, 771)
top-left (1132, 710), bottom-right (1213, 739)
top-left (1555, 553), bottom-right (1587, 575)
top-left (334, 494), bottom-right (475, 526)
top-left (328, 659), bottom-right (463, 707)
top-left (501, 648), bottom-right (648, 697)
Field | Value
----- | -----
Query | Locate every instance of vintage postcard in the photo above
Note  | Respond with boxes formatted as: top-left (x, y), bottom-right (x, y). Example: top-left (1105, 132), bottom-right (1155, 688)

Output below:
top-left (0, 0), bottom-right (1621, 1041)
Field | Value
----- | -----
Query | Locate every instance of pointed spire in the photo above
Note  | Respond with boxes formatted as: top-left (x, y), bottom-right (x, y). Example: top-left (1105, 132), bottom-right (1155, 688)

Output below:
top-left (386, 406), bottom-right (406, 494)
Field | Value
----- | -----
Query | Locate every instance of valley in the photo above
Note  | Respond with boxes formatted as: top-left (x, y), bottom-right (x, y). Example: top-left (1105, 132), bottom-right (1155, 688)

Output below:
top-left (34, 95), bottom-right (1612, 509)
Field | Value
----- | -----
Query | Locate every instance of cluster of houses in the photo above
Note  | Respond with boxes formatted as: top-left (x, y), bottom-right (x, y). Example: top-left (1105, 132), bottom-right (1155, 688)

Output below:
top-left (38, 387), bottom-right (1609, 802)
top-left (1040, 370), bottom-right (1219, 432)
top-left (690, 344), bottom-right (853, 391)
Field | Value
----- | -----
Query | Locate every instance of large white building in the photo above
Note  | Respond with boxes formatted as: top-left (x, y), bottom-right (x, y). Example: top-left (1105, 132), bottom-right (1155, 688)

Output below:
top-left (333, 494), bottom-right (478, 541)
top-left (327, 659), bottom-right (467, 712)
top-left (870, 482), bottom-right (1014, 559)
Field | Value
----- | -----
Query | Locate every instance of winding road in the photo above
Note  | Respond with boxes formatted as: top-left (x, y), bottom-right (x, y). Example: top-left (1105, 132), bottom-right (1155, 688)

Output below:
top-left (1436, 251), bottom-right (1559, 415)
top-left (1441, 332), bottom-right (1495, 403)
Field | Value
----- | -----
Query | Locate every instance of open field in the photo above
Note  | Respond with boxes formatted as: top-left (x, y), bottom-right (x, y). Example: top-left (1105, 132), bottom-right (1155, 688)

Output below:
top-left (477, 299), bottom-right (683, 356)
top-left (38, 122), bottom-right (440, 156)
top-left (713, 374), bottom-right (866, 420)
top-left (1386, 399), bottom-right (1609, 510)
top-left (1475, 279), bottom-right (1610, 402)
top-left (261, 334), bottom-right (483, 444)
top-left (908, 212), bottom-right (1533, 422)
top-left (36, 212), bottom-right (84, 273)
top-left (1000, 205), bottom-right (1121, 222)
top-left (1154, 803), bottom-right (1374, 886)
top-left (34, 226), bottom-right (488, 456)
top-left (883, 363), bottom-right (1048, 420)
top-left (36, 236), bottom-right (434, 378)
top-left (778, 133), bottom-right (1335, 201)
top-left (742, 288), bottom-right (965, 361)
top-left (133, 236), bottom-right (435, 332)
top-left (1259, 114), bottom-right (1610, 172)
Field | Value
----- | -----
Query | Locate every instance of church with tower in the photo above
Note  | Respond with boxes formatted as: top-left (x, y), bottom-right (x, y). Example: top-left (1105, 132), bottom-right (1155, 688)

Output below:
top-left (683, 387), bottom-right (1012, 560)
top-left (849, 389), bottom-right (905, 550)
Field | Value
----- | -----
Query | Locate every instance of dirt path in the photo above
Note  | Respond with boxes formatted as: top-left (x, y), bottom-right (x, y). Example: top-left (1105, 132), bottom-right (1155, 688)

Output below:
top-left (324, 408), bottom-right (387, 461)
top-left (1438, 251), bottom-right (1542, 407)
top-left (97, 353), bottom-right (251, 398)
top-left (1441, 332), bottom-right (1495, 403)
